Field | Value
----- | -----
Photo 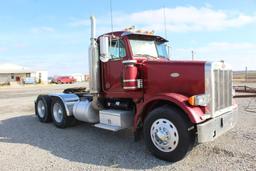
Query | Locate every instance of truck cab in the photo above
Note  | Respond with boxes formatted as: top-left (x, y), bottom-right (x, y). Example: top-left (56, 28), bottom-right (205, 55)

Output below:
top-left (100, 31), bottom-right (169, 95)
top-left (35, 16), bottom-right (238, 162)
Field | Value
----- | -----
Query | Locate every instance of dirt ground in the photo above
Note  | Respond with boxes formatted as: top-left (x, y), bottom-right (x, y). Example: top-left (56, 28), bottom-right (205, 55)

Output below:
top-left (0, 83), bottom-right (255, 171)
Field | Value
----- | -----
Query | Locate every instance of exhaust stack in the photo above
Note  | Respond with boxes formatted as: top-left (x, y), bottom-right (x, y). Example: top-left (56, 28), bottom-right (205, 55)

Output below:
top-left (89, 16), bottom-right (100, 94)
top-left (90, 16), bottom-right (96, 41)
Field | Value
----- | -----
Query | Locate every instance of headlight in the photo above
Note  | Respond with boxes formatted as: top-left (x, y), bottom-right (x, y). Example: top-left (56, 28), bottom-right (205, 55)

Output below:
top-left (188, 94), bottom-right (210, 107)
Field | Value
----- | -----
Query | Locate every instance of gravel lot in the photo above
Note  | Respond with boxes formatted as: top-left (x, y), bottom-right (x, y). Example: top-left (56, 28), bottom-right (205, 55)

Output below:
top-left (0, 83), bottom-right (255, 171)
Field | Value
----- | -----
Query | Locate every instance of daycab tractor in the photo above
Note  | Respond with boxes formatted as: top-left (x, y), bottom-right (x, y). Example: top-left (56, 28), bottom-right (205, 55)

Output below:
top-left (35, 16), bottom-right (238, 162)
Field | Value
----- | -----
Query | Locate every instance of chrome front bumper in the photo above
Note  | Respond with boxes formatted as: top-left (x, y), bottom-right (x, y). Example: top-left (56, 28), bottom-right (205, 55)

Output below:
top-left (197, 108), bottom-right (238, 143)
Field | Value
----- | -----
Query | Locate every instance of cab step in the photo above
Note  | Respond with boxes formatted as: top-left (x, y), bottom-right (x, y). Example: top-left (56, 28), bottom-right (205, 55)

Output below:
top-left (94, 123), bottom-right (122, 131)
top-left (94, 109), bottom-right (133, 131)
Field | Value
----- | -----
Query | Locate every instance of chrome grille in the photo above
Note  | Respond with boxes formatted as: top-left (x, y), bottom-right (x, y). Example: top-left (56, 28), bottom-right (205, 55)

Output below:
top-left (214, 69), bottom-right (232, 112)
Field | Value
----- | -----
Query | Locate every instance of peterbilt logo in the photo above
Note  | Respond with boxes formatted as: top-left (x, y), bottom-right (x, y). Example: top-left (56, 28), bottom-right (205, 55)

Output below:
top-left (170, 72), bottom-right (180, 78)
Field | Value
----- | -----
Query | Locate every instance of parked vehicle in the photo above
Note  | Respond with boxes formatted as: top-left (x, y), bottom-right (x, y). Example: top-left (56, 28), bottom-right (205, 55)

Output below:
top-left (23, 77), bottom-right (36, 84)
top-left (48, 77), bottom-right (54, 84)
top-left (35, 16), bottom-right (238, 162)
top-left (52, 76), bottom-right (76, 84)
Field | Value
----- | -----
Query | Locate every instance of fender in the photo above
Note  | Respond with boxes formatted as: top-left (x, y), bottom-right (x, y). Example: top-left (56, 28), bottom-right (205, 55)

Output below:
top-left (134, 93), bottom-right (206, 128)
top-left (49, 93), bottom-right (79, 116)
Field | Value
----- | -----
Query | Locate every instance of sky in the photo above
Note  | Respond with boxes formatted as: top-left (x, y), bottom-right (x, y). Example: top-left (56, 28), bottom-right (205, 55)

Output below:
top-left (0, 0), bottom-right (256, 75)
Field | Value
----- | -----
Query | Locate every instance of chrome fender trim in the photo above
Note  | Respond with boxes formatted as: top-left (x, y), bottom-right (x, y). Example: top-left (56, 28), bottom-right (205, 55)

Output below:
top-left (49, 93), bottom-right (80, 116)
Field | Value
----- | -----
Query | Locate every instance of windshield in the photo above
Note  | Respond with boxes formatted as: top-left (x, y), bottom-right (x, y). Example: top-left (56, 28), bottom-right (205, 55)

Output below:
top-left (129, 39), bottom-right (168, 59)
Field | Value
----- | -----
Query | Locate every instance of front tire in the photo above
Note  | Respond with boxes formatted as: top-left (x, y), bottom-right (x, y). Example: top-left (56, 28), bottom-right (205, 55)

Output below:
top-left (51, 98), bottom-right (76, 128)
top-left (143, 106), bottom-right (195, 162)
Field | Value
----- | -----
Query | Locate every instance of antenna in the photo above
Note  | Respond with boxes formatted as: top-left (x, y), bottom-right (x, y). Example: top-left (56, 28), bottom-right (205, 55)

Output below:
top-left (163, 6), bottom-right (167, 39)
top-left (110, 0), bottom-right (113, 32)
top-left (192, 50), bottom-right (195, 60)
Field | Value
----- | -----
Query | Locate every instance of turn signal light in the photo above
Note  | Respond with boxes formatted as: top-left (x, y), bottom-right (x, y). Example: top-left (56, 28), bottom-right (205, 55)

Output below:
top-left (188, 96), bottom-right (195, 106)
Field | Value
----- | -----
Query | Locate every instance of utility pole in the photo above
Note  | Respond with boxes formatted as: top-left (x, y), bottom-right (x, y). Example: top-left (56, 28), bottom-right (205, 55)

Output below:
top-left (192, 50), bottom-right (194, 60)
top-left (245, 66), bottom-right (248, 83)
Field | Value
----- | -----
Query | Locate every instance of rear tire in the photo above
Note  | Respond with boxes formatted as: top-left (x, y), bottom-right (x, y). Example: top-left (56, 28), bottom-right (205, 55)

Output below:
top-left (143, 106), bottom-right (195, 162)
top-left (51, 97), bottom-right (77, 128)
top-left (35, 95), bottom-right (52, 122)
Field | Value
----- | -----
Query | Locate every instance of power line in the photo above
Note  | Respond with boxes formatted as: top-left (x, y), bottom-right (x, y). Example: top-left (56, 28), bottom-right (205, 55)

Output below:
top-left (110, 0), bottom-right (113, 32)
top-left (163, 6), bottom-right (167, 39)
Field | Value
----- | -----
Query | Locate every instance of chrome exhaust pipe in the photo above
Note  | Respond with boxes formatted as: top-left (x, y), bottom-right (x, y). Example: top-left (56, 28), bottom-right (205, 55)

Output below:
top-left (89, 16), bottom-right (100, 94)
top-left (90, 16), bottom-right (96, 43)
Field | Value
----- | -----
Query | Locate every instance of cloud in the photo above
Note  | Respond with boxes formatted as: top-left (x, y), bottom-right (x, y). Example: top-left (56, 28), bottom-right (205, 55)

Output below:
top-left (111, 6), bottom-right (256, 32)
top-left (0, 47), bottom-right (8, 53)
top-left (71, 7), bottom-right (256, 33)
top-left (15, 43), bottom-right (27, 49)
top-left (175, 42), bottom-right (256, 70)
top-left (4, 53), bottom-right (88, 76)
top-left (69, 19), bottom-right (90, 27)
top-left (31, 26), bottom-right (55, 33)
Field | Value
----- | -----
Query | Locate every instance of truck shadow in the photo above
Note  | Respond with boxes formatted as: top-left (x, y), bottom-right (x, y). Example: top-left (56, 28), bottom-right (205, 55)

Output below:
top-left (0, 114), bottom-right (169, 169)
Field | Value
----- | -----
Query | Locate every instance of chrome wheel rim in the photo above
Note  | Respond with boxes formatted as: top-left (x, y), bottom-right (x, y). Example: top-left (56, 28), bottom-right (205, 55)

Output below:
top-left (150, 118), bottom-right (179, 152)
top-left (53, 103), bottom-right (64, 123)
top-left (37, 100), bottom-right (46, 118)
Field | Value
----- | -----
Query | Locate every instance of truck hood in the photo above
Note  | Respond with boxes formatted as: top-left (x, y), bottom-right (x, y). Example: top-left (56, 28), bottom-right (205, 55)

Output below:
top-left (141, 60), bottom-right (206, 97)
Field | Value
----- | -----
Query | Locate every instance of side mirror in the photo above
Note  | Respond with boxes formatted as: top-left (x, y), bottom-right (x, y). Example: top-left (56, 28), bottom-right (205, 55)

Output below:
top-left (100, 36), bottom-right (110, 62)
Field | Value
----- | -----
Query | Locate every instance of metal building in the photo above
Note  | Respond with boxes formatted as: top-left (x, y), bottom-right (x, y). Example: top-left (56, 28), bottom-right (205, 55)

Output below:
top-left (0, 63), bottom-right (48, 85)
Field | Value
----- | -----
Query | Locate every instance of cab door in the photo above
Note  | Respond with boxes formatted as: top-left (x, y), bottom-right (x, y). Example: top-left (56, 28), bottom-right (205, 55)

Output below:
top-left (102, 38), bottom-right (128, 93)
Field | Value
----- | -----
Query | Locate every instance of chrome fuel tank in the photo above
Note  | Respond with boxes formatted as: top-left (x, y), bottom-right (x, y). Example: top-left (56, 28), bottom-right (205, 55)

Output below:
top-left (73, 100), bottom-right (99, 123)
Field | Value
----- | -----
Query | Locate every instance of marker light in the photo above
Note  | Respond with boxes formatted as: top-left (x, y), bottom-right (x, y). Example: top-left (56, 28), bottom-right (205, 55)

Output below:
top-left (123, 27), bottom-right (154, 35)
top-left (188, 94), bottom-right (210, 107)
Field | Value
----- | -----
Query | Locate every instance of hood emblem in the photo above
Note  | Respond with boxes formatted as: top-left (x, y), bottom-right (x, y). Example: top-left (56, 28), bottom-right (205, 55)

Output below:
top-left (170, 72), bottom-right (180, 78)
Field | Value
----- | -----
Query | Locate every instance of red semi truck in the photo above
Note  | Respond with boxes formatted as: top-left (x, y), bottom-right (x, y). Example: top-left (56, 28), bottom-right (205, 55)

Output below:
top-left (35, 16), bottom-right (238, 162)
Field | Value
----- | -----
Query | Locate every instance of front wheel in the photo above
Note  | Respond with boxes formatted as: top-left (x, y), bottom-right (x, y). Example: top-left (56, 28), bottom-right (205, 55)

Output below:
top-left (143, 106), bottom-right (195, 162)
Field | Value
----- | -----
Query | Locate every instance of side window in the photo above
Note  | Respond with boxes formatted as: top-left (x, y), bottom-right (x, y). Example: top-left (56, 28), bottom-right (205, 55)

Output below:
top-left (156, 42), bottom-right (168, 58)
top-left (110, 39), bottom-right (126, 59)
top-left (110, 40), bottom-right (119, 59)
top-left (119, 40), bottom-right (126, 58)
